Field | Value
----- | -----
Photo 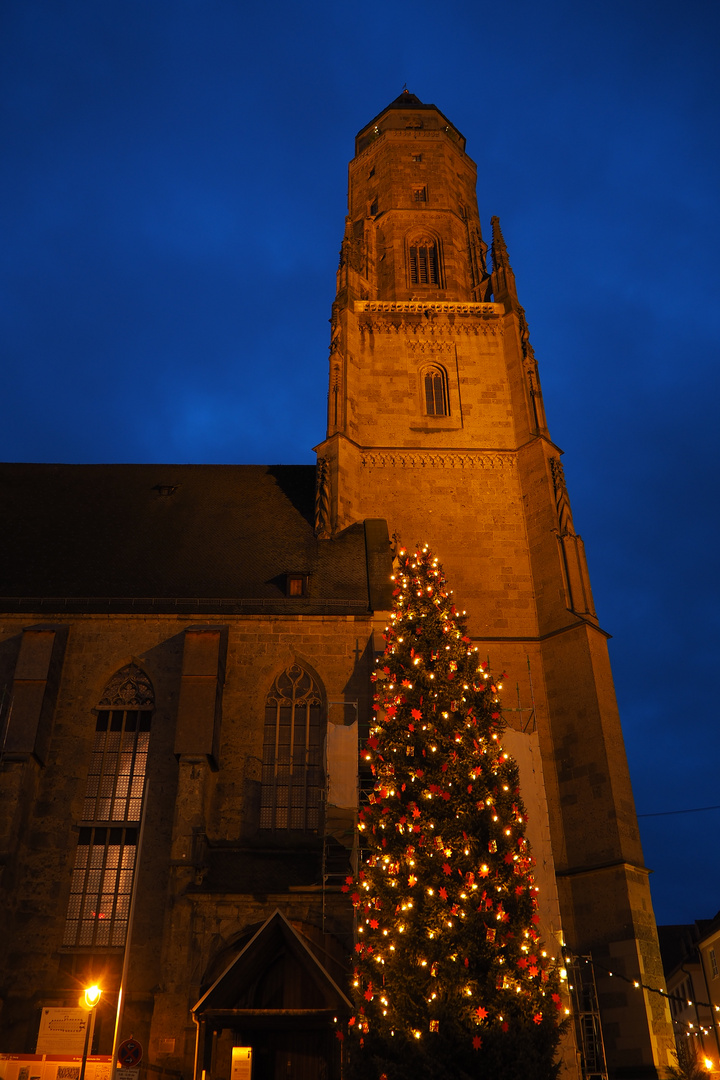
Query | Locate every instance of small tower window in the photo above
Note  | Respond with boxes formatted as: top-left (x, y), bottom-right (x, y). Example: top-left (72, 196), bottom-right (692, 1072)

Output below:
top-left (424, 366), bottom-right (448, 416)
top-left (413, 187), bottom-right (427, 203)
top-left (409, 242), bottom-right (439, 285)
top-left (370, 197), bottom-right (378, 216)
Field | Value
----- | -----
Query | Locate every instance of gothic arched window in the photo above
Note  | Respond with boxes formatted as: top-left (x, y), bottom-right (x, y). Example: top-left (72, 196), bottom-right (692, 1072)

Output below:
top-left (408, 237), bottom-right (440, 286)
top-left (62, 664), bottom-right (153, 948)
top-left (424, 365), bottom-right (448, 416)
top-left (260, 664), bottom-right (324, 833)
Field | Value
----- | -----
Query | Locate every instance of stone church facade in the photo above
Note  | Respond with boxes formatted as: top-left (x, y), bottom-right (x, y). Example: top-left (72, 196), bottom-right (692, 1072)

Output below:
top-left (0, 93), bottom-right (672, 1080)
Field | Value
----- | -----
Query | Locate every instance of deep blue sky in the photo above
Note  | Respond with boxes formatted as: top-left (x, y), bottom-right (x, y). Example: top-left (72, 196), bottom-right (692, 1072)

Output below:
top-left (2, 0), bottom-right (719, 928)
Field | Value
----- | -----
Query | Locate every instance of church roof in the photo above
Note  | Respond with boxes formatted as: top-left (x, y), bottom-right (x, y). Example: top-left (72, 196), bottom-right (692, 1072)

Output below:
top-left (0, 463), bottom-right (392, 615)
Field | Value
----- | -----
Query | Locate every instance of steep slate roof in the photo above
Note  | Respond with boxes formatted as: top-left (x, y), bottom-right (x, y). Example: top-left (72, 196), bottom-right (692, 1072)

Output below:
top-left (658, 913), bottom-right (720, 975)
top-left (0, 463), bottom-right (391, 615)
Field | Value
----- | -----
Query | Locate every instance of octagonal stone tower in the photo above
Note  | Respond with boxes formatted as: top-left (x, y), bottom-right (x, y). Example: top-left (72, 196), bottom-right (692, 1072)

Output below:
top-left (315, 90), bottom-right (673, 1080)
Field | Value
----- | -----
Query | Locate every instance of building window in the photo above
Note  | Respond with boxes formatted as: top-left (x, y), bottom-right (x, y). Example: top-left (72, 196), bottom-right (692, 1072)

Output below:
top-left (287, 575), bottom-right (306, 597)
top-left (409, 241), bottom-right (439, 285)
top-left (62, 664), bottom-right (153, 949)
top-left (413, 187), bottom-right (427, 202)
top-left (260, 664), bottom-right (323, 833)
top-left (370, 197), bottom-right (378, 216)
top-left (286, 574), bottom-right (310, 597)
top-left (63, 827), bottom-right (137, 947)
top-left (424, 366), bottom-right (448, 416)
top-left (411, 154), bottom-right (422, 162)
top-left (711, 948), bottom-right (718, 978)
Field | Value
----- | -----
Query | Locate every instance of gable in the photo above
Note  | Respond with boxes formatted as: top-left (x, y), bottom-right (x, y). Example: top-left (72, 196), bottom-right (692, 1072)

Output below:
top-left (193, 910), bottom-right (353, 1017)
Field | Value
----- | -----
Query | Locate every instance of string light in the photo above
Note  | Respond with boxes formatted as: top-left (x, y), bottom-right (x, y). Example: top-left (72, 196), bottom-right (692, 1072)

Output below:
top-left (568, 954), bottom-right (720, 1039)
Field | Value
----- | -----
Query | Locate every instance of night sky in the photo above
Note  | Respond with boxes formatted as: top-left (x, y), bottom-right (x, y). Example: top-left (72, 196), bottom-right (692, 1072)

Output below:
top-left (2, 0), bottom-right (718, 928)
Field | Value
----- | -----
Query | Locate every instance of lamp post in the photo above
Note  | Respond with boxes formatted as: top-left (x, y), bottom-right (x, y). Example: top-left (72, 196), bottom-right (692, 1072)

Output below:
top-left (79, 985), bottom-right (102, 1080)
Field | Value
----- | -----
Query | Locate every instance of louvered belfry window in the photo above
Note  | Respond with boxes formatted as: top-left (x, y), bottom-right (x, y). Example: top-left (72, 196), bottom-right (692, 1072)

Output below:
top-left (409, 241), bottom-right (439, 285)
top-left (63, 665), bottom-right (152, 948)
top-left (260, 664), bottom-right (323, 833)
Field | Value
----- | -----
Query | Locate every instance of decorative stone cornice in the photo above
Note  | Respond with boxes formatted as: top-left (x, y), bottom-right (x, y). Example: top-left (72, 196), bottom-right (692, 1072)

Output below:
top-left (405, 339), bottom-right (455, 354)
top-left (359, 318), bottom-right (502, 337)
top-left (355, 300), bottom-right (503, 337)
top-left (355, 300), bottom-right (502, 315)
top-left (360, 451), bottom-right (514, 469)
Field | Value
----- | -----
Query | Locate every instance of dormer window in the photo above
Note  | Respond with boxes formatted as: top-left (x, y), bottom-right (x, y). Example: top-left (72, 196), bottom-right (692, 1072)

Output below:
top-left (286, 574), bottom-right (308, 597)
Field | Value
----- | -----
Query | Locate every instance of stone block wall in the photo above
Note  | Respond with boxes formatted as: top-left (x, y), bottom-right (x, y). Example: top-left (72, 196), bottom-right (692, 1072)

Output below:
top-left (0, 610), bottom-right (375, 1078)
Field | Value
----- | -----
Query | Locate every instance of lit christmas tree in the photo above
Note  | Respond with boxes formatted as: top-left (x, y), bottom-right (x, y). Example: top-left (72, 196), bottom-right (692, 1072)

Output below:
top-left (345, 546), bottom-right (565, 1080)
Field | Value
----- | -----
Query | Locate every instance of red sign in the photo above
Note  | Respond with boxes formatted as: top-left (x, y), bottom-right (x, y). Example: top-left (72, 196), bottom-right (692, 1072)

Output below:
top-left (118, 1040), bottom-right (143, 1068)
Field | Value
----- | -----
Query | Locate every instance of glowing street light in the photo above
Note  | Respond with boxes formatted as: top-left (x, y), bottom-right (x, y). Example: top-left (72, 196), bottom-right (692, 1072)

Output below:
top-left (79, 984), bottom-right (102, 1080)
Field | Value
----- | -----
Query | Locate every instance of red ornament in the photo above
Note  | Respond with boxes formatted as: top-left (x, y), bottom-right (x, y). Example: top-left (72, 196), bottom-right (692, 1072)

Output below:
top-left (472, 1036), bottom-right (482, 1050)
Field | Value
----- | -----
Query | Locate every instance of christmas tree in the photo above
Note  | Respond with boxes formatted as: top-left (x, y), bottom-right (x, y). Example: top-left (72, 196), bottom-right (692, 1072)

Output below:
top-left (345, 546), bottom-right (565, 1080)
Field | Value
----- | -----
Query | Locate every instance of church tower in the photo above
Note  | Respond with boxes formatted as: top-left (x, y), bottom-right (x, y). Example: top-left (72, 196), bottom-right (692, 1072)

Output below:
top-left (315, 91), bottom-right (673, 1078)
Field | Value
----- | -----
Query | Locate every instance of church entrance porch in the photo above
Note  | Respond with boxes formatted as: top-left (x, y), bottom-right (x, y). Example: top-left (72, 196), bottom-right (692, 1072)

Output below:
top-left (192, 911), bottom-right (352, 1080)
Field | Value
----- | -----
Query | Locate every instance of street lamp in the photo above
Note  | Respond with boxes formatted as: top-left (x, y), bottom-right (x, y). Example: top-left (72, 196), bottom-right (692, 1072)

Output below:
top-left (79, 985), bottom-right (102, 1080)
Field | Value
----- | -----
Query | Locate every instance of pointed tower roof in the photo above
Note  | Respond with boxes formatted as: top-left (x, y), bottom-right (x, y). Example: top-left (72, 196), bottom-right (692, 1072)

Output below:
top-left (385, 90), bottom-right (424, 107)
top-left (355, 90), bottom-right (465, 154)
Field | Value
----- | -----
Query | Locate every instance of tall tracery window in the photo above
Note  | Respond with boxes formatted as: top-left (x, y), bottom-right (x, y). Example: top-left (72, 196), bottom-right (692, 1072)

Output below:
top-left (260, 664), bottom-right (324, 833)
top-left (409, 238), bottom-right (440, 285)
top-left (424, 366), bottom-right (448, 416)
top-left (63, 665), bottom-right (153, 948)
